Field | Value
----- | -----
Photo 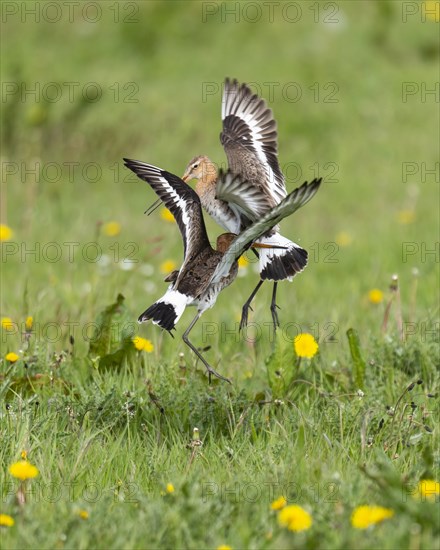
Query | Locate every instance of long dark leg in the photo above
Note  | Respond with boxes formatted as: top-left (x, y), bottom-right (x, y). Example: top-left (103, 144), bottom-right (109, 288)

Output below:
top-left (239, 280), bottom-right (264, 332)
top-left (239, 249), bottom-right (281, 332)
top-left (270, 283), bottom-right (280, 329)
top-left (182, 313), bottom-right (231, 384)
top-left (239, 249), bottom-right (264, 331)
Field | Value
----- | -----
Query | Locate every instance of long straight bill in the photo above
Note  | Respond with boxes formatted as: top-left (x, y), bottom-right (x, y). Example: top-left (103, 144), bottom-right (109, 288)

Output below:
top-left (252, 242), bottom-right (288, 250)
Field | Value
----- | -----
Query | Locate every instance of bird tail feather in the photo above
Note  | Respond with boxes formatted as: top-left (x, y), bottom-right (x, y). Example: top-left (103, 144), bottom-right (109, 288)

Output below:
top-left (138, 288), bottom-right (190, 332)
top-left (257, 233), bottom-right (308, 281)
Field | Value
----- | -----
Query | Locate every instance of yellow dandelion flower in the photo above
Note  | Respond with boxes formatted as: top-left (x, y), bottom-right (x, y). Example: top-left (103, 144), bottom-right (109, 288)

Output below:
top-left (5, 352), bottom-right (19, 363)
top-left (294, 333), bottom-right (319, 359)
top-left (78, 510), bottom-right (89, 520)
top-left (424, 1), bottom-right (440, 21)
top-left (238, 256), bottom-right (249, 269)
top-left (0, 514), bottom-right (15, 527)
top-left (132, 336), bottom-right (154, 353)
top-left (217, 546), bottom-right (232, 550)
top-left (160, 260), bottom-right (177, 274)
top-left (368, 289), bottom-right (384, 304)
top-left (1, 317), bottom-right (15, 332)
top-left (396, 210), bottom-right (415, 225)
top-left (160, 208), bottom-right (175, 223)
top-left (278, 504), bottom-right (312, 532)
top-left (417, 479), bottom-right (440, 501)
top-left (166, 483), bottom-right (175, 494)
top-left (102, 221), bottom-right (121, 237)
top-left (143, 340), bottom-right (154, 353)
top-left (133, 336), bottom-right (145, 351)
top-left (351, 505), bottom-right (394, 529)
top-left (0, 224), bottom-right (13, 241)
top-left (8, 460), bottom-right (39, 481)
top-left (271, 495), bottom-right (287, 510)
top-left (25, 316), bottom-right (33, 331)
top-left (335, 231), bottom-right (352, 247)
top-left (21, 450), bottom-right (27, 460)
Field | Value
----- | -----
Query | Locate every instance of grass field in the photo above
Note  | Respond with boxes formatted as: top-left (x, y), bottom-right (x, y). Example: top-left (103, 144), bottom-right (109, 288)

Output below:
top-left (1, 1), bottom-right (439, 549)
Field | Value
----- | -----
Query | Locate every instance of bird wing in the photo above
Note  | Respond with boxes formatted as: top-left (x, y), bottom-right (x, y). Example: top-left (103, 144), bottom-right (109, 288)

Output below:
top-left (215, 169), bottom-right (269, 221)
top-left (220, 78), bottom-right (287, 206)
top-left (123, 159), bottom-right (211, 263)
top-left (210, 178), bottom-right (322, 284)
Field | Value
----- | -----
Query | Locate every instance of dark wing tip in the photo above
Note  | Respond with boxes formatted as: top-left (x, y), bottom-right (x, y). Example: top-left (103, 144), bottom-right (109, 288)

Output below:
top-left (224, 76), bottom-right (238, 88)
top-left (309, 177), bottom-right (323, 192)
top-left (123, 157), bottom-right (145, 170)
top-left (123, 158), bottom-right (135, 171)
top-left (293, 177), bottom-right (322, 205)
top-left (123, 159), bottom-right (164, 181)
top-left (225, 78), bottom-right (253, 100)
top-left (300, 177), bottom-right (322, 191)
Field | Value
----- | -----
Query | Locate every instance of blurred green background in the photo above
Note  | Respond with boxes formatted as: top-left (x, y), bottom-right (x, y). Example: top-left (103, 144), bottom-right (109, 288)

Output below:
top-left (1, 0), bottom-right (438, 349)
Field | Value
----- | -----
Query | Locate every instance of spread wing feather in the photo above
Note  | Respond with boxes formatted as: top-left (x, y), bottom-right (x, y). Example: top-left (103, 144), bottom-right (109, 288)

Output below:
top-left (215, 169), bottom-right (270, 221)
top-left (221, 78), bottom-right (286, 205)
top-left (123, 159), bottom-right (211, 264)
top-left (211, 178), bottom-right (322, 284)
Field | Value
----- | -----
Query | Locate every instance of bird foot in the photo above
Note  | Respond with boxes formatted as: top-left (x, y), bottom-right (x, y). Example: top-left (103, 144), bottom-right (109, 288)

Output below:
top-left (206, 364), bottom-right (231, 384)
top-left (270, 302), bottom-right (281, 331)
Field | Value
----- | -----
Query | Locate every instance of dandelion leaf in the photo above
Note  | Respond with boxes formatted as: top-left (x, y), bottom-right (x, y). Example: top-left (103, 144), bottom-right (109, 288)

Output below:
top-left (266, 331), bottom-right (295, 398)
top-left (89, 294), bottom-right (136, 368)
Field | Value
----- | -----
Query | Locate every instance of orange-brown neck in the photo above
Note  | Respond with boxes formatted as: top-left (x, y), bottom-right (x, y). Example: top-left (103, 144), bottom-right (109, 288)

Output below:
top-left (195, 159), bottom-right (218, 196)
top-left (216, 232), bottom-right (236, 253)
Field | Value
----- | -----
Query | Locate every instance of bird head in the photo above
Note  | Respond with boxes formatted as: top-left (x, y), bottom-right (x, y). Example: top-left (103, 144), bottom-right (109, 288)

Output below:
top-left (215, 232), bottom-right (237, 253)
top-left (182, 155), bottom-right (216, 183)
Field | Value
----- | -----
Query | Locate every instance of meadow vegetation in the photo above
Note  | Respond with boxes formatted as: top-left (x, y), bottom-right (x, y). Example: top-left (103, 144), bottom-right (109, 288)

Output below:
top-left (1, 1), bottom-right (439, 548)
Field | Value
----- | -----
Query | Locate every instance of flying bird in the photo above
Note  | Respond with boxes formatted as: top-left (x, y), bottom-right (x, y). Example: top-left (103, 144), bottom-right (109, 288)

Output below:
top-left (124, 158), bottom-right (321, 382)
top-left (177, 78), bottom-right (308, 331)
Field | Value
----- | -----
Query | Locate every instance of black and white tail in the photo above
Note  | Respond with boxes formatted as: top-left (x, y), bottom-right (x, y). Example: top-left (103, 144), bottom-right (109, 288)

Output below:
top-left (258, 233), bottom-right (307, 281)
top-left (138, 287), bottom-right (190, 333)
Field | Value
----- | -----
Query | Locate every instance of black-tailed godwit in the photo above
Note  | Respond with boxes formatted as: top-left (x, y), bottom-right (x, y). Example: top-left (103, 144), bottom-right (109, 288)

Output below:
top-left (180, 78), bottom-right (309, 331)
top-left (124, 158), bottom-right (321, 382)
